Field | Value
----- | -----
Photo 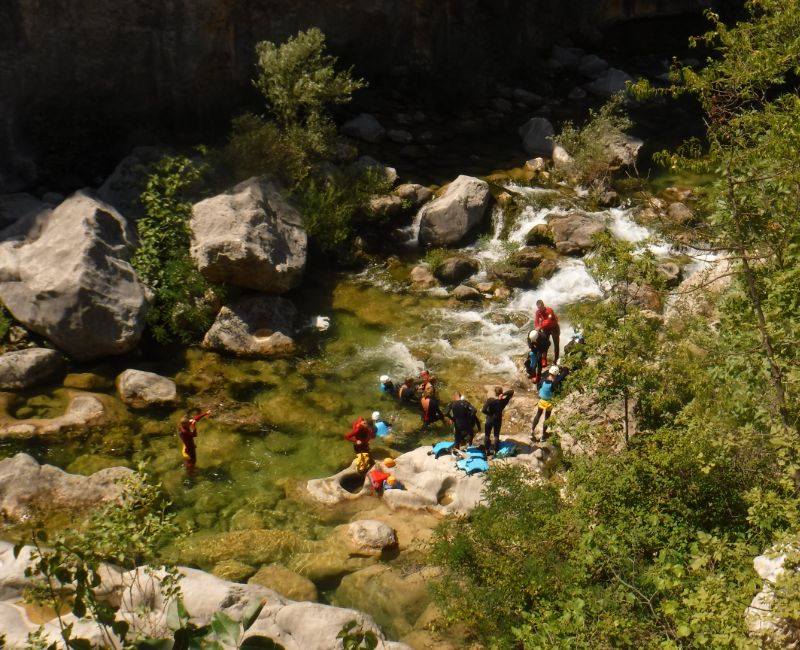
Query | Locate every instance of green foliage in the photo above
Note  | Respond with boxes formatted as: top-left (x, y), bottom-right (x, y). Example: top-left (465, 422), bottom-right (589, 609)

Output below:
top-left (423, 248), bottom-right (447, 273)
top-left (336, 620), bottom-right (378, 650)
top-left (552, 94), bottom-right (634, 191)
top-left (134, 154), bottom-right (222, 344)
top-left (254, 28), bottom-right (364, 135)
top-left (0, 304), bottom-right (12, 342)
top-left (294, 168), bottom-right (392, 259)
top-left (227, 28), bottom-right (366, 188)
top-left (22, 469), bottom-right (182, 649)
top-left (225, 113), bottom-right (303, 186)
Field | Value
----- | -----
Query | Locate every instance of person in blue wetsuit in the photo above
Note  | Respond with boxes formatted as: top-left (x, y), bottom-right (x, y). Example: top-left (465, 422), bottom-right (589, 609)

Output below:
top-left (372, 411), bottom-right (392, 437)
top-left (531, 366), bottom-right (558, 442)
top-left (379, 375), bottom-right (397, 398)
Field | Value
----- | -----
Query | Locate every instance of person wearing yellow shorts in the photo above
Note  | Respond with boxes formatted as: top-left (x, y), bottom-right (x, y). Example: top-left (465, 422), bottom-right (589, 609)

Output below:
top-left (531, 367), bottom-right (558, 442)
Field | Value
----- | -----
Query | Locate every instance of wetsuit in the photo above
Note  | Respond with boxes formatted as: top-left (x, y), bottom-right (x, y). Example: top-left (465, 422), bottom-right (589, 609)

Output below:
top-left (345, 419), bottom-right (375, 454)
top-left (398, 383), bottom-right (418, 405)
top-left (445, 398), bottom-right (480, 448)
top-left (374, 419), bottom-right (392, 438)
top-left (528, 335), bottom-right (550, 382)
top-left (535, 306), bottom-right (561, 361)
top-left (380, 381), bottom-right (397, 397)
top-left (178, 411), bottom-right (210, 470)
top-left (532, 380), bottom-right (555, 441)
top-left (482, 390), bottom-right (514, 452)
top-left (420, 394), bottom-right (444, 429)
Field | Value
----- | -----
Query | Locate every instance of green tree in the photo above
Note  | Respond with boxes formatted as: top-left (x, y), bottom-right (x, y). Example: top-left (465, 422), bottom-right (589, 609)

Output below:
top-left (637, 0), bottom-right (800, 429)
top-left (228, 28), bottom-right (365, 186)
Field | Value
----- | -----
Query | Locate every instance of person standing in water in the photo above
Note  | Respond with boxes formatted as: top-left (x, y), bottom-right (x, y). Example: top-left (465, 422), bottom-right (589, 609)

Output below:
top-left (482, 387), bottom-right (514, 454)
top-left (178, 410), bottom-right (211, 471)
top-left (534, 300), bottom-right (561, 362)
top-left (420, 385), bottom-right (444, 430)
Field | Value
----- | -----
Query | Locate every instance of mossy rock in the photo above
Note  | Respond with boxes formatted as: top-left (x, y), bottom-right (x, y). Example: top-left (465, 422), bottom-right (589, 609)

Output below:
top-left (263, 431), bottom-right (298, 455)
top-left (333, 564), bottom-right (438, 639)
top-left (66, 454), bottom-right (130, 475)
top-left (248, 563), bottom-right (318, 602)
top-left (178, 529), bottom-right (312, 568)
top-left (229, 509), bottom-right (267, 531)
top-left (212, 559), bottom-right (256, 583)
top-left (286, 546), bottom-right (376, 582)
top-left (525, 223), bottom-right (555, 247)
top-left (63, 373), bottom-right (113, 391)
top-left (489, 262), bottom-right (534, 288)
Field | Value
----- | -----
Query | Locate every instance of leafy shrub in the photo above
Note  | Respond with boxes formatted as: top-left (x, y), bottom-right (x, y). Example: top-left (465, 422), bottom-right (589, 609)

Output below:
top-left (294, 167), bottom-right (392, 259)
top-left (423, 248), bottom-right (448, 273)
top-left (552, 94), bottom-right (634, 190)
top-left (134, 155), bottom-right (222, 344)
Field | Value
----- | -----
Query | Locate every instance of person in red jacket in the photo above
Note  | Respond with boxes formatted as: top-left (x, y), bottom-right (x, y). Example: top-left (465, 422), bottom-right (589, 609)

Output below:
top-left (178, 410), bottom-right (211, 471)
top-left (345, 417), bottom-right (376, 454)
top-left (534, 300), bottom-right (561, 362)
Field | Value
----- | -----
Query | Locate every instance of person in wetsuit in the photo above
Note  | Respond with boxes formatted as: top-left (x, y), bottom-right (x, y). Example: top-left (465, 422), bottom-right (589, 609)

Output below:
top-left (482, 387), bottom-right (514, 454)
top-left (420, 385), bottom-right (445, 430)
top-left (398, 378), bottom-right (419, 405)
top-left (531, 367), bottom-right (558, 441)
top-left (445, 392), bottom-right (481, 449)
top-left (178, 410), bottom-right (211, 471)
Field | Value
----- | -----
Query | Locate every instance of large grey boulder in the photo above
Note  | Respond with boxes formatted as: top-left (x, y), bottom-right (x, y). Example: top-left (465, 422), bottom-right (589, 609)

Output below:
top-left (202, 295), bottom-right (298, 357)
top-left (518, 117), bottom-right (555, 157)
top-left (0, 348), bottom-right (64, 390)
top-left (190, 177), bottom-right (307, 293)
top-left (345, 520), bottom-right (398, 557)
top-left (0, 453), bottom-right (131, 523)
top-left (546, 211), bottom-right (607, 255)
top-left (341, 113), bottom-right (386, 143)
top-left (116, 369), bottom-right (178, 408)
top-left (417, 176), bottom-right (491, 248)
top-left (0, 191), bottom-right (148, 360)
top-left (585, 68), bottom-right (634, 97)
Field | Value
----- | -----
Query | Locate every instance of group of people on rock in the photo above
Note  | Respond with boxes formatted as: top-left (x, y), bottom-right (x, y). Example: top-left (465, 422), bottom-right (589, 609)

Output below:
top-left (177, 299), bottom-right (584, 476)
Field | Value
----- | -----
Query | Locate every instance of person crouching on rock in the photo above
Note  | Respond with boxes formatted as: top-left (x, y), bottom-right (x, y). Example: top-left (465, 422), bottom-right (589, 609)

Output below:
top-left (178, 410), bottom-right (211, 471)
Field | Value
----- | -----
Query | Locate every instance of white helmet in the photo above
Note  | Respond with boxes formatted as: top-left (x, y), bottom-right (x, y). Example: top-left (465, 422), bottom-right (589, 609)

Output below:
top-left (549, 365), bottom-right (560, 376)
top-left (380, 375), bottom-right (390, 383)
top-left (372, 411), bottom-right (381, 422)
top-left (528, 330), bottom-right (539, 342)
top-left (556, 358), bottom-right (564, 366)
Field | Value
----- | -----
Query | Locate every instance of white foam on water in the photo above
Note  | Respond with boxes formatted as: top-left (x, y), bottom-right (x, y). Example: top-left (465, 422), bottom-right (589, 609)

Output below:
top-left (606, 207), bottom-right (651, 243)
top-left (357, 340), bottom-right (424, 380)
top-left (509, 259), bottom-right (602, 314)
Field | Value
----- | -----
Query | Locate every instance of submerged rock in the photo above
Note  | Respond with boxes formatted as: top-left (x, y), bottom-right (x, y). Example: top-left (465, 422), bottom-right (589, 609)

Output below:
top-left (190, 177), bottom-right (307, 293)
top-left (116, 369), bottom-right (178, 408)
top-left (0, 191), bottom-right (148, 360)
top-left (0, 391), bottom-right (107, 438)
top-left (249, 564), bottom-right (318, 602)
top-left (344, 520), bottom-right (398, 556)
top-left (202, 295), bottom-right (298, 357)
top-left (453, 285), bottom-right (482, 302)
top-left (0, 348), bottom-right (63, 390)
top-left (418, 176), bottom-right (492, 248)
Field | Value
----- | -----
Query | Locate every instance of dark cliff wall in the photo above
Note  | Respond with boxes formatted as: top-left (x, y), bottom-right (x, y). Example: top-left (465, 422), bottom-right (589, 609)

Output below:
top-left (0, 0), bottom-right (712, 191)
